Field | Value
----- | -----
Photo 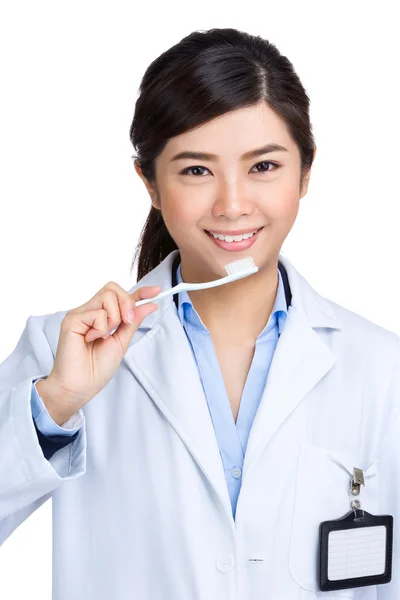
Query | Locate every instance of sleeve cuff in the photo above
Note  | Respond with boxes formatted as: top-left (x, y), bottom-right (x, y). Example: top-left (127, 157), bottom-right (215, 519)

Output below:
top-left (31, 377), bottom-right (84, 436)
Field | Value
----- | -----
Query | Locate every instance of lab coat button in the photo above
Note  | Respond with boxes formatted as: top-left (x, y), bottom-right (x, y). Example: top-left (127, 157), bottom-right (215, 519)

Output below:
top-left (216, 553), bottom-right (235, 573)
top-left (231, 467), bottom-right (242, 479)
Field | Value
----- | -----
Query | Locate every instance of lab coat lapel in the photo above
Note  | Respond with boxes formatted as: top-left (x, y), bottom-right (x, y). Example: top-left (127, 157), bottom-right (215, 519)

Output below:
top-left (243, 254), bottom-right (343, 475)
top-left (122, 249), bottom-right (343, 519)
top-left (123, 250), bottom-right (233, 521)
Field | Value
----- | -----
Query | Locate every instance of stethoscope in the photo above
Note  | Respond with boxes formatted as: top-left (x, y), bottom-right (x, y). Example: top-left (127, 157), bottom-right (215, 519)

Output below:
top-left (171, 252), bottom-right (292, 311)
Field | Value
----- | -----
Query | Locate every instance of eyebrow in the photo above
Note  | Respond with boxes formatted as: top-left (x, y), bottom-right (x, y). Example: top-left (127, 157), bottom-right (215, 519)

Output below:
top-left (170, 143), bottom-right (289, 163)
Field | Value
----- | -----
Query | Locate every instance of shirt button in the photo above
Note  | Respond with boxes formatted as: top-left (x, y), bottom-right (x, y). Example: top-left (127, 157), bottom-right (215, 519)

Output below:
top-left (216, 553), bottom-right (235, 573)
top-left (231, 467), bottom-right (242, 479)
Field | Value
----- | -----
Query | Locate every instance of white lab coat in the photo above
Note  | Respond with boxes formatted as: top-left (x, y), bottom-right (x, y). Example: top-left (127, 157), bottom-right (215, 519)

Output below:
top-left (1, 248), bottom-right (400, 600)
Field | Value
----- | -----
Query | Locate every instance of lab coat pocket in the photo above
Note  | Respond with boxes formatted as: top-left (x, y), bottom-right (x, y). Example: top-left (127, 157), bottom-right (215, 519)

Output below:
top-left (288, 442), bottom-right (380, 597)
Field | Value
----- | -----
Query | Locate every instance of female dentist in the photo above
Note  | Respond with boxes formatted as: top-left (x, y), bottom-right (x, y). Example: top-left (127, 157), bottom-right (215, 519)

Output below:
top-left (1, 27), bottom-right (400, 600)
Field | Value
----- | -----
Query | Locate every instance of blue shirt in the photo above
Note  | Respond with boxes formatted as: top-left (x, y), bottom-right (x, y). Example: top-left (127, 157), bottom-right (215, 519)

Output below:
top-left (32, 261), bottom-right (288, 518)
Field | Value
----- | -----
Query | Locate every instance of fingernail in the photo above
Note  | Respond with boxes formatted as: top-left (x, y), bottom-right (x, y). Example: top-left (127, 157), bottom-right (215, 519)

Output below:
top-left (127, 309), bottom-right (135, 324)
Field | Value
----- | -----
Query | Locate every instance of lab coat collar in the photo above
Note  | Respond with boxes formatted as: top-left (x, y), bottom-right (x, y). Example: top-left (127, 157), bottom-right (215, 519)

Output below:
top-left (125, 249), bottom-right (341, 334)
top-left (122, 249), bottom-right (342, 524)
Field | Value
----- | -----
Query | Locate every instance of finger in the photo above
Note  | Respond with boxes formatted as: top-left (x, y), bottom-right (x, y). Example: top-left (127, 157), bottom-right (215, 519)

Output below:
top-left (123, 286), bottom-right (161, 325)
top-left (78, 291), bottom-right (124, 340)
top-left (78, 282), bottom-right (160, 315)
top-left (83, 309), bottom-right (109, 341)
top-left (111, 301), bottom-right (159, 349)
top-left (132, 286), bottom-right (162, 300)
top-left (76, 284), bottom-right (161, 336)
top-left (100, 285), bottom-right (161, 323)
top-left (65, 309), bottom-right (109, 341)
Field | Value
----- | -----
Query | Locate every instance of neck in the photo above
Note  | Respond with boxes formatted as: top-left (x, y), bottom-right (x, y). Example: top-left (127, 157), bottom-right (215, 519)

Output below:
top-left (181, 260), bottom-right (280, 343)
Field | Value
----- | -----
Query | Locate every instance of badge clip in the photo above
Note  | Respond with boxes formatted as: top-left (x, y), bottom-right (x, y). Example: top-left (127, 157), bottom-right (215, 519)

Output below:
top-left (350, 467), bottom-right (365, 519)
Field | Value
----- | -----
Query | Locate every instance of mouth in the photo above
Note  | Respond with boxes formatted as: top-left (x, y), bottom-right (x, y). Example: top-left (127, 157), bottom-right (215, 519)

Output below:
top-left (204, 227), bottom-right (264, 252)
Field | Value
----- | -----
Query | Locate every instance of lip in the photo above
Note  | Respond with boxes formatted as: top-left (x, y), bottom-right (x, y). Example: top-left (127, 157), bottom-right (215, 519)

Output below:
top-left (205, 227), bottom-right (263, 236)
top-left (205, 226), bottom-right (264, 252)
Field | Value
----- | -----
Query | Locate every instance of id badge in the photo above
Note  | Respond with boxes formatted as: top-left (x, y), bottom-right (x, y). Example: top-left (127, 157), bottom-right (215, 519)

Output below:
top-left (318, 468), bottom-right (393, 592)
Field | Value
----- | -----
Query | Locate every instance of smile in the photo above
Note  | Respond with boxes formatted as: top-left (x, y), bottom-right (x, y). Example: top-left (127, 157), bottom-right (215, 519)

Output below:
top-left (204, 227), bottom-right (264, 252)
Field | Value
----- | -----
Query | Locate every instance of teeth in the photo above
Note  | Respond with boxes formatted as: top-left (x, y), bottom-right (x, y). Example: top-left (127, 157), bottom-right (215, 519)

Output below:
top-left (209, 230), bottom-right (258, 242)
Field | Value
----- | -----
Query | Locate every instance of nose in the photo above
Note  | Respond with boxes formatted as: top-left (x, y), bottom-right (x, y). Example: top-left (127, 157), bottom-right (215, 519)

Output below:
top-left (211, 182), bottom-right (254, 220)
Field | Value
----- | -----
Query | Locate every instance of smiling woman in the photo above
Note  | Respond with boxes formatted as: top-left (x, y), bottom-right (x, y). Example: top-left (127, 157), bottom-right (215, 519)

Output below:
top-left (129, 27), bottom-right (316, 284)
top-left (3, 24), bottom-right (400, 600)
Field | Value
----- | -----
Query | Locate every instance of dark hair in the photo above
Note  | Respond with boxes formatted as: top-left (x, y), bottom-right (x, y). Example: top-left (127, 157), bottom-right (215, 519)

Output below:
top-left (130, 27), bottom-right (316, 280)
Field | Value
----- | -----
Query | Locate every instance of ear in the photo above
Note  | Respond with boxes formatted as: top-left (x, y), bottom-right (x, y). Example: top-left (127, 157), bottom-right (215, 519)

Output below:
top-left (300, 170), bottom-right (311, 198)
top-left (134, 160), bottom-right (161, 210)
top-left (300, 146), bottom-right (317, 198)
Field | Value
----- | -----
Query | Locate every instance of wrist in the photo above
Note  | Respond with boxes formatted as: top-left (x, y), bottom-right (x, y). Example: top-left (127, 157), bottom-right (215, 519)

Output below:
top-left (35, 378), bottom-right (78, 426)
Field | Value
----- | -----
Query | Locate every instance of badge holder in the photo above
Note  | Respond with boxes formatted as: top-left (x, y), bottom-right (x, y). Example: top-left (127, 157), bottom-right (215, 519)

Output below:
top-left (318, 467), bottom-right (393, 591)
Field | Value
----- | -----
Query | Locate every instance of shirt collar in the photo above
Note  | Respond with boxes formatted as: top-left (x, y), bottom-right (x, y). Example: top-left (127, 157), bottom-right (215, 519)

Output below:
top-left (175, 261), bottom-right (288, 337)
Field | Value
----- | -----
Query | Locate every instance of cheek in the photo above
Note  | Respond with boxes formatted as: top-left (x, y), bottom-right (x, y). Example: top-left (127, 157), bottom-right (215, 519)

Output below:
top-left (160, 195), bottom-right (203, 234)
top-left (261, 186), bottom-right (300, 221)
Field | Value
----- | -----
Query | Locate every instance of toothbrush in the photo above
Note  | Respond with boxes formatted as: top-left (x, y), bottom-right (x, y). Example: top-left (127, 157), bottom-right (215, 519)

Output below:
top-left (134, 256), bottom-right (258, 307)
top-left (108, 257), bottom-right (258, 335)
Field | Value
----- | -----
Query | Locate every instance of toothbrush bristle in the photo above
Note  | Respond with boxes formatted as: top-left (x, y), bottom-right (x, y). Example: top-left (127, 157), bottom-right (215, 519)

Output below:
top-left (224, 256), bottom-right (257, 275)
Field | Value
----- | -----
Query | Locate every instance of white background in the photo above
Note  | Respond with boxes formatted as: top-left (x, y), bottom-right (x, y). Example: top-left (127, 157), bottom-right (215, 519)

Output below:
top-left (1, 1), bottom-right (399, 597)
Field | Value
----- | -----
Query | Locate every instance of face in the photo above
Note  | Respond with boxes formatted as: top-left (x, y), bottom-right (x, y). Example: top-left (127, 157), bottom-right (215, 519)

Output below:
top-left (135, 101), bottom-right (315, 282)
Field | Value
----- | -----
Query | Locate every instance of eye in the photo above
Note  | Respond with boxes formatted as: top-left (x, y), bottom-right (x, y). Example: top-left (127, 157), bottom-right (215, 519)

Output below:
top-left (179, 165), bottom-right (211, 177)
top-left (250, 161), bottom-right (280, 174)
top-left (178, 161), bottom-right (280, 177)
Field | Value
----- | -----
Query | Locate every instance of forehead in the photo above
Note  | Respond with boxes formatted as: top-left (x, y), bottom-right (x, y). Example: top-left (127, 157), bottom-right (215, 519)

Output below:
top-left (161, 102), bottom-right (296, 161)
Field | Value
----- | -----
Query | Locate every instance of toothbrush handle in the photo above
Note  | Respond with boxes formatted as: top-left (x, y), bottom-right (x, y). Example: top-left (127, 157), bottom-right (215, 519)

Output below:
top-left (134, 284), bottom-right (183, 307)
top-left (134, 276), bottom-right (235, 307)
top-left (134, 297), bottom-right (154, 307)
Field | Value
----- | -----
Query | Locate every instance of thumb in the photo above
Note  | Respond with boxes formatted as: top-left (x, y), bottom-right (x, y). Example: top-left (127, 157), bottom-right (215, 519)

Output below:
top-left (114, 302), bottom-right (159, 348)
top-left (131, 302), bottom-right (159, 323)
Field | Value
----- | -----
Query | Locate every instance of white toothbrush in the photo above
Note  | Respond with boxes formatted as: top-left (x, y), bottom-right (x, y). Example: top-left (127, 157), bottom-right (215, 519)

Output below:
top-left (108, 257), bottom-right (258, 335)
top-left (135, 256), bottom-right (258, 307)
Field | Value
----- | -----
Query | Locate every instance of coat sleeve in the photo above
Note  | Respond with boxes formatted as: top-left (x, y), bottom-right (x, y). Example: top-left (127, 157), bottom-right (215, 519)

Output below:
top-left (0, 314), bottom-right (87, 546)
top-left (32, 413), bottom-right (80, 461)
top-left (376, 362), bottom-right (400, 599)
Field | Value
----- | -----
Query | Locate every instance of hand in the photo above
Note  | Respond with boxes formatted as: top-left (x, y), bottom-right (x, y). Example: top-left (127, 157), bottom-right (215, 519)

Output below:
top-left (45, 282), bottom-right (161, 414)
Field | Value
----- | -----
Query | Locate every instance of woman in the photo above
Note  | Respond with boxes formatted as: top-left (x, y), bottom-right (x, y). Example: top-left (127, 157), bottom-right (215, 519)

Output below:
top-left (1, 27), bottom-right (399, 600)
